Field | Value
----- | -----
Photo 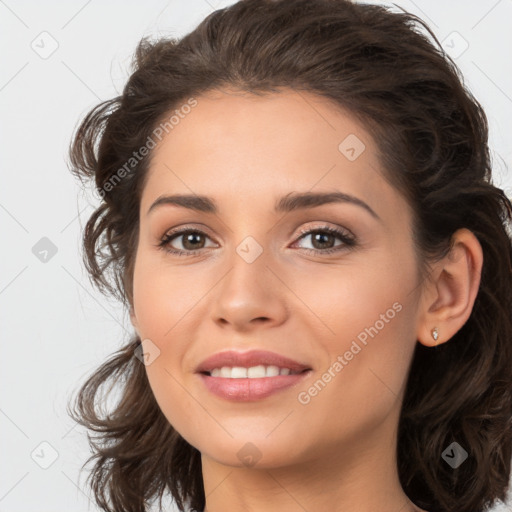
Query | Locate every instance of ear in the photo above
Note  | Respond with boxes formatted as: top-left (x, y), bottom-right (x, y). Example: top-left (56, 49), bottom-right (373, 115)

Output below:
top-left (416, 228), bottom-right (483, 347)
top-left (129, 306), bottom-right (140, 337)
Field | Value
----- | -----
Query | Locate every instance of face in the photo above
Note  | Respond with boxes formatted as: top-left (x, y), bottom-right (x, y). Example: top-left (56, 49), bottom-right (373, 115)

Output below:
top-left (130, 88), bottom-right (423, 469)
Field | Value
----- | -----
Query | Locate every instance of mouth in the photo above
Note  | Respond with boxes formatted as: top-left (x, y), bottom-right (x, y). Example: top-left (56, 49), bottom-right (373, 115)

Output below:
top-left (200, 366), bottom-right (310, 378)
top-left (195, 349), bottom-right (312, 401)
top-left (195, 349), bottom-right (312, 376)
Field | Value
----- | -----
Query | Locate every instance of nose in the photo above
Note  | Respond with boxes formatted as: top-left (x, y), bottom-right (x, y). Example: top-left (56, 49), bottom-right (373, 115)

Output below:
top-left (209, 244), bottom-right (289, 332)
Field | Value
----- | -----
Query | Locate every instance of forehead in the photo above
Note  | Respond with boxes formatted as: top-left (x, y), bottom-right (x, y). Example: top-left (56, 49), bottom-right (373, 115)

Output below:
top-left (141, 88), bottom-right (398, 219)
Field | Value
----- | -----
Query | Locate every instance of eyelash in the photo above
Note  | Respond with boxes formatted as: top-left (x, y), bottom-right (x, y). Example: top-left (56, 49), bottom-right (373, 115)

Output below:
top-left (157, 225), bottom-right (356, 257)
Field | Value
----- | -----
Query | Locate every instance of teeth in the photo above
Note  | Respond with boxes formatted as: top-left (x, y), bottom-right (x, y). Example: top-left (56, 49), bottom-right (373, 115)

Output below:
top-left (208, 365), bottom-right (297, 378)
top-left (220, 366), bottom-right (232, 378)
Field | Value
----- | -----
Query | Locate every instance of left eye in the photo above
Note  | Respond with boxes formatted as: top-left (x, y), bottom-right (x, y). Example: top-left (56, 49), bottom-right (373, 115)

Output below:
top-left (293, 227), bottom-right (356, 253)
top-left (157, 226), bottom-right (356, 256)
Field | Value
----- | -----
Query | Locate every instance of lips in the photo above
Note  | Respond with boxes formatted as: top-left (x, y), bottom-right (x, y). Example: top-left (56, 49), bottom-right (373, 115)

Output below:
top-left (195, 349), bottom-right (313, 401)
top-left (195, 349), bottom-right (312, 375)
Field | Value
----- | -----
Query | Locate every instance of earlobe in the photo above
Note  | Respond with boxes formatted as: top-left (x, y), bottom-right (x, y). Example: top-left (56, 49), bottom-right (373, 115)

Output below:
top-left (417, 228), bottom-right (483, 348)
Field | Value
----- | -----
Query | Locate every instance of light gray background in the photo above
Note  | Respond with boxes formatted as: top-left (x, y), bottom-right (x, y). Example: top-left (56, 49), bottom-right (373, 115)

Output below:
top-left (1, 0), bottom-right (511, 511)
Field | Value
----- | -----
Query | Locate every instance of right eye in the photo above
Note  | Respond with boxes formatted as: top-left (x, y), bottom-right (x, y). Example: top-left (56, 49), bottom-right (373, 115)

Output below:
top-left (158, 228), bottom-right (217, 257)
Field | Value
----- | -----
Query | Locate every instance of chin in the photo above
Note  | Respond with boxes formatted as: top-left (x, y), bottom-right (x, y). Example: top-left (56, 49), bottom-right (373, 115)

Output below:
top-left (194, 432), bottom-right (311, 469)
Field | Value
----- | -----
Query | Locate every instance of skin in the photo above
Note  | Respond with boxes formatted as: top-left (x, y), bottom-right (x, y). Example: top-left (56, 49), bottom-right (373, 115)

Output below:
top-left (129, 88), bottom-right (483, 512)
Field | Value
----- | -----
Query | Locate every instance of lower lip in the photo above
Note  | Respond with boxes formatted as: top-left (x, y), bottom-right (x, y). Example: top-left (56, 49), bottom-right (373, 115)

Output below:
top-left (198, 371), bottom-right (311, 401)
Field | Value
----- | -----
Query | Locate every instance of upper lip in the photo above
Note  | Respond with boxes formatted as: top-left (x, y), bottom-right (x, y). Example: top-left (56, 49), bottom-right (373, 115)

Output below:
top-left (195, 350), bottom-right (312, 374)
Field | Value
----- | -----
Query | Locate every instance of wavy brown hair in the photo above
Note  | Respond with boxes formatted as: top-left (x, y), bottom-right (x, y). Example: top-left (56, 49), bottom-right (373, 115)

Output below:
top-left (66, 1), bottom-right (512, 511)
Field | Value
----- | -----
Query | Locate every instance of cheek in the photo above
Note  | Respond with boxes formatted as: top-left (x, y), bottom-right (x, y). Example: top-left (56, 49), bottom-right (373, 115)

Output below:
top-left (288, 251), bottom-right (413, 352)
top-left (144, 364), bottom-right (201, 450)
top-left (293, 304), bottom-right (416, 454)
top-left (292, 253), bottom-right (417, 422)
top-left (132, 250), bottom-right (204, 341)
top-left (131, 253), bottom-right (214, 437)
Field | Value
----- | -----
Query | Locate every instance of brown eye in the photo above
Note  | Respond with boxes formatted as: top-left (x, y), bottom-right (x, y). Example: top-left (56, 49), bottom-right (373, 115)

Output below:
top-left (293, 226), bottom-right (356, 255)
top-left (158, 229), bottom-right (216, 256)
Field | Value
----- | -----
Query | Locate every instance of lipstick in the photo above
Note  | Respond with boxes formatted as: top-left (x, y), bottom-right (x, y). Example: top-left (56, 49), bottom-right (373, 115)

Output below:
top-left (195, 349), bottom-right (312, 401)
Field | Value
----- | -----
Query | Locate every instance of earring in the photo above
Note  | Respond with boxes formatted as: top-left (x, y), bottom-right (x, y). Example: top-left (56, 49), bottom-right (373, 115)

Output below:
top-left (431, 327), bottom-right (439, 342)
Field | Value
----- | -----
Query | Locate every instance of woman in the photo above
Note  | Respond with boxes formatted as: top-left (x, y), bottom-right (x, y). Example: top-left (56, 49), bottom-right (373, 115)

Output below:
top-left (67, 1), bottom-right (512, 511)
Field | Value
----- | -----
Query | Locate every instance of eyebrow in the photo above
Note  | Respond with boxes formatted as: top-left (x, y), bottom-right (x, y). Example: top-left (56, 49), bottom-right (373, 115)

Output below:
top-left (147, 191), bottom-right (380, 220)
